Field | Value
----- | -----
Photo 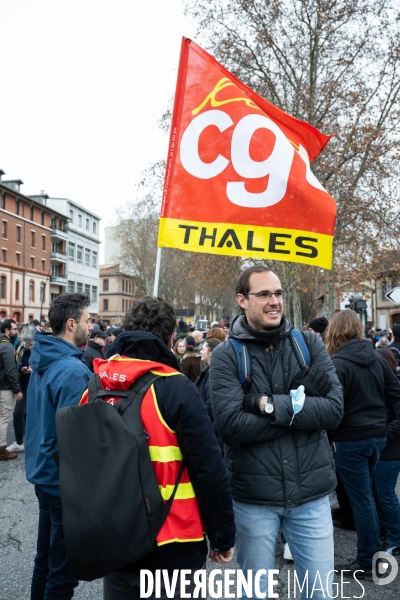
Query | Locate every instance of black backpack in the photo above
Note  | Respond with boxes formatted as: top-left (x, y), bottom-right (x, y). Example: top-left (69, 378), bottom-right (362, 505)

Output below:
top-left (55, 371), bottom-right (184, 581)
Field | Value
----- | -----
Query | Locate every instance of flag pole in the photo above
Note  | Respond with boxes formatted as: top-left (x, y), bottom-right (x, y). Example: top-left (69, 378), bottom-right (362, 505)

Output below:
top-left (153, 247), bottom-right (162, 297)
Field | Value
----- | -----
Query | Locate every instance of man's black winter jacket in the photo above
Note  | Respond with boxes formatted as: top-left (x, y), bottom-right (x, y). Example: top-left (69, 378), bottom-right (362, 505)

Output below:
top-left (210, 314), bottom-right (343, 508)
top-left (0, 334), bottom-right (20, 393)
top-left (82, 340), bottom-right (105, 372)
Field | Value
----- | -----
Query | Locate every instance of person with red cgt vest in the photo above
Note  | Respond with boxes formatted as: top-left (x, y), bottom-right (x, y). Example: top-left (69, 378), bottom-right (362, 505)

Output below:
top-left (80, 296), bottom-right (235, 600)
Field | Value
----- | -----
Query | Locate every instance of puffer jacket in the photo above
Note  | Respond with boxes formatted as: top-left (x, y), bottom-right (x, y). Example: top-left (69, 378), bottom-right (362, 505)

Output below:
top-left (209, 314), bottom-right (343, 507)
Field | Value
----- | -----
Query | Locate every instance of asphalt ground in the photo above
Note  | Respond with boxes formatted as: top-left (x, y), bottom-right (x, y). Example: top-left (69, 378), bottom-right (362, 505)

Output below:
top-left (2, 417), bottom-right (400, 600)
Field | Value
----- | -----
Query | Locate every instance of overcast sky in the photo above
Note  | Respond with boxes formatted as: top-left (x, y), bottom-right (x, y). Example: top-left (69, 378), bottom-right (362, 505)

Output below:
top-left (1, 0), bottom-right (195, 261)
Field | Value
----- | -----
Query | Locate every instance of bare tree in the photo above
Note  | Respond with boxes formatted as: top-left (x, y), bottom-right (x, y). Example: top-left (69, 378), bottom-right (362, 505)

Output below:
top-left (183, 0), bottom-right (400, 320)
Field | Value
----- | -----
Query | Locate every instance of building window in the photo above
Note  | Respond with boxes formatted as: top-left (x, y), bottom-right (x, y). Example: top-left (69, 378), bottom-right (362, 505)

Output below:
top-left (31, 231), bottom-right (35, 247)
top-left (15, 199), bottom-right (20, 215)
top-left (92, 251), bottom-right (97, 268)
top-left (41, 211), bottom-right (45, 225)
top-left (29, 280), bottom-right (35, 301)
top-left (42, 235), bottom-right (46, 251)
top-left (2, 220), bottom-right (7, 239)
top-left (77, 246), bottom-right (83, 263)
top-left (30, 206), bottom-right (34, 221)
top-left (70, 209), bottom-right (74, 223)
top-left (103, 298), bottom-right (108, 311)
top-left (85, 248), bottom-right (90, 266)
top-left (86, 218), bottom-right (89, 230)
top-left (30, 256), bottom-right (35, 269)
top-left (76, 282), bottom-right (83, 294)
top-left (0, 275), bottom-right (6, 298)
top-left (92, 286), bottom-right (97, 302)
top-left (15, 280), bottom-right (20, 301)
top-left (68, 281), bottom-right (75, 293)
top-left (42, 259), bottom-right (45, 271)
top-left (2, 249), bottom-right (6, 262)
top-left (1, 193), bottom-right (5, 209)
top-left (16, 252), bottom-right (21, 266)
top-left (85, 284), bottom-right (90, 296)
top-left (16, 225), bottom-right (21, 243)
top-left (122, 279), bottom-right (124, 292)
top-left (78, 214), bottom-right (82, 227)
top-left (103, 279), bottom-right (109, 291)
top-left (40, 282), bottom-right (46, 303)
top-left (68, 242), bottom-right (75, 260)
top-left (93, 222), bottom-right (97, 234)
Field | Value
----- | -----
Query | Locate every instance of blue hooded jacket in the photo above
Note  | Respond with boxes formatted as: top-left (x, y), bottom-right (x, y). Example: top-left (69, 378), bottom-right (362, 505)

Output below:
top-left (25, 332), bottom-right (91, 496)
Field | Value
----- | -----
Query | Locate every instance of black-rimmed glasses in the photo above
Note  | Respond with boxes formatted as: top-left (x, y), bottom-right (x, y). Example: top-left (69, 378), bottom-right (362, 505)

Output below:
top-left (245, 290), bottom-right (285, 301)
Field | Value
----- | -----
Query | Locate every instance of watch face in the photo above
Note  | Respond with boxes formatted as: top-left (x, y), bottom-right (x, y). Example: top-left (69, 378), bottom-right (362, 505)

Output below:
top-left (265, 403), bottom-right (274, 414)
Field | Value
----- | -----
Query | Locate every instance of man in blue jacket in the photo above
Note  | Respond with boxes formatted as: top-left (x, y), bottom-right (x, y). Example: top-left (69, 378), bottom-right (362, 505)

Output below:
top-left (26, 293), bottom-right (92, 600)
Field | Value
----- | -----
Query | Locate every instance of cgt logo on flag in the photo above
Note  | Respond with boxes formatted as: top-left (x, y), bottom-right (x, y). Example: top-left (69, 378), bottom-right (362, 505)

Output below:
top-left (159, 38), bottom-right (337, 269)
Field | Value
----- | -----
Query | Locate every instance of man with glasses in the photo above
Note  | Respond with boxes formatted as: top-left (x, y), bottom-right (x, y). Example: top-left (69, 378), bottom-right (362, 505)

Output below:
top-left (0, 318), bottom-right (23, 460)
top-left (210, 265), bottom-right (343, 599)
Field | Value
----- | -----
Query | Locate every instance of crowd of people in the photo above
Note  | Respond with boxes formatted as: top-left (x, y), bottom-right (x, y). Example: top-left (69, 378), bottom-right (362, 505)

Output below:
top-left (0, 266), bottom-right (400, 599)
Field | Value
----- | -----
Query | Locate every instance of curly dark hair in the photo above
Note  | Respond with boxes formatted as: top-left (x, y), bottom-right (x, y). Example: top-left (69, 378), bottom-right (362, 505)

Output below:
top-left (123, 296), bottom-right (176, 346)
top-left (48, 293), bottom-right (91, 337)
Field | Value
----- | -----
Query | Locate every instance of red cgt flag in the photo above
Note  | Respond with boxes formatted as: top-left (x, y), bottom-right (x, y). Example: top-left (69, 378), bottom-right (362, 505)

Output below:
top-left (158, 38), bottom-right (336, 269)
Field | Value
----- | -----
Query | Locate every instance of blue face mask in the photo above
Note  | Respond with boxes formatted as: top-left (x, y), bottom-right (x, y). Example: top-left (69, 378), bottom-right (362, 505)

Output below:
top-left (290, 385), bottom-right (305, 414)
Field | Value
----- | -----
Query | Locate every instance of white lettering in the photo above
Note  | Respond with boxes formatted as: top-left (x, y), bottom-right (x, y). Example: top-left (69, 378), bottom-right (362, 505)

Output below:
top-left (237, 569), bottom-right (253, 598)
top-left (180, 569), bottom-right (192, 598)
top-left (139, 570), bottom-right (153, 598)
top-left (224, 569), bottom-right (236, 598)
top-left (227, 114), bottom-right (294, 207)
top-left (209, 569), bottom-right (223, 598)
top-left (180, 110), bottom-right (233, 179)
top-left (192, 569), bottom-right (207, 598)
top-left (267, 569), bottom-right (279, 598)
top-left (254, 569), bottom-right (266, 598)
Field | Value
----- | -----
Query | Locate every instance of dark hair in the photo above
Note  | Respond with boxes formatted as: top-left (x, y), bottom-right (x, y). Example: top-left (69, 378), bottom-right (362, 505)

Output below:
top-left (123, 296), bottom-right (176, 346)
top-left (0, 318), bottom-right (16, 334)
top-left (48, 293), bottom-right (90, 337)
top-left (185, 335), bottom-right (196, 350)
top-left (392, 324), bottom-right (400, 341)
top-left (235, 265), bottom-right (272, 296)
top-left (376, 347), bottom-right (398, 375)
top-left (204, 337), bottom-right (221, 352)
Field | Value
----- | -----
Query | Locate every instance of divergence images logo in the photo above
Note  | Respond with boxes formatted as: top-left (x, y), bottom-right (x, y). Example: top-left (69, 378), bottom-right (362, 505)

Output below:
top-left (372, 551), bottom-right (398, 585)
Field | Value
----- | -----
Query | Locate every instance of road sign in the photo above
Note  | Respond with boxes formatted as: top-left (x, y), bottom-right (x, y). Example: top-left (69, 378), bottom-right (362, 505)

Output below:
top-left (385, 287), bottom-right (400, 303)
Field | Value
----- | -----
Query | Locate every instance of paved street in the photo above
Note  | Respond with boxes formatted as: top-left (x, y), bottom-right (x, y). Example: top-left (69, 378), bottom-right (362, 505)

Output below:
top-left (2, 417), bottom-right (400, 599)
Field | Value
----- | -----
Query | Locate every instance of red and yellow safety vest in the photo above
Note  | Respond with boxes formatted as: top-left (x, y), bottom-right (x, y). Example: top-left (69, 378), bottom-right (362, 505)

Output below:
top-left (80, 355), bottom-right (204, 546)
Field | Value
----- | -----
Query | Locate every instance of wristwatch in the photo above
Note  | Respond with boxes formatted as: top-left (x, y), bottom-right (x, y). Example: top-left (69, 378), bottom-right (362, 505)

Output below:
top-left (262, 395), bottom-right (274, 415)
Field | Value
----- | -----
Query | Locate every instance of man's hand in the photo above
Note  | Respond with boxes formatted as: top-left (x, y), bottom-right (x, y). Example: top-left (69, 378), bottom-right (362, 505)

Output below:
top-left (209, 547), bottom-right (234, 563)
top-left (15, 392), bottom-right (23, 401)
top-left (291, 367), bottom-right (332, 398)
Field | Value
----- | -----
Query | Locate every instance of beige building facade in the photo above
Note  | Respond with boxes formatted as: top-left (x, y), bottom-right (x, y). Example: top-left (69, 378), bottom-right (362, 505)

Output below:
top-left (99, 264), bottom-right (139, 325)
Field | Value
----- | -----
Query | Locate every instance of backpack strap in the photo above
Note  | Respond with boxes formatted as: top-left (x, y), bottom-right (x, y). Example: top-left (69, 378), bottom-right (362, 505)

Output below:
top-left (116, 371), bottom-right (160, 416)
top-left (116, 371), bottom-right (186, 527)
top-left (229, 338), bottom-right (251, 385)
top-left (289, 329), bottom-right (311, 369)
top-left (87, 373), bottom-right (105, 402)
